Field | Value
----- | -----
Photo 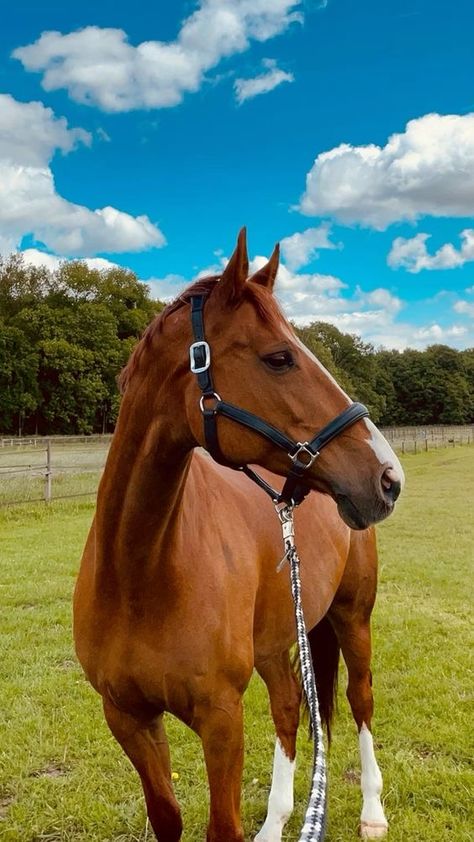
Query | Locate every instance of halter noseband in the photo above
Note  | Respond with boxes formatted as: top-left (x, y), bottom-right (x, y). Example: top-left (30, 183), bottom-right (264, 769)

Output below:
top-left (189, 293), bottom-right (369, 506)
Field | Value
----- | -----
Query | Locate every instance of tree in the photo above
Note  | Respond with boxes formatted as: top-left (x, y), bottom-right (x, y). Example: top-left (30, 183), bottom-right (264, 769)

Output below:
top-left (0, 257), bottom-right (163, 434)
top-left (375, 345), bottom-right (474, 425)
top-left (0, 321), bottom-right (39, 434)
top-left (38, 339), bottom-right (107, 434)
top-left (0, 254), bottom-right (50, 319)
top-left (460, 348), bottom-right (474, 422)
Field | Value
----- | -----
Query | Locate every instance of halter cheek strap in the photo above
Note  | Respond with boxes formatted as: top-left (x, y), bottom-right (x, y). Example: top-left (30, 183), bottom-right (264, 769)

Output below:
top-left (189, 294), bottom-right (369, 506)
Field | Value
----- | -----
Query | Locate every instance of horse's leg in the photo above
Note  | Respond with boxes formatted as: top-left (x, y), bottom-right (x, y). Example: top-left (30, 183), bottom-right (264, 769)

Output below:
top-left (196, 695), bottom-right (246, 842)
top-left (329, 530), bottom-right (388, 839)
top-left (254, 653), bottom-right (301, 842)
top-left (103, 699), bottom-right (182, 842)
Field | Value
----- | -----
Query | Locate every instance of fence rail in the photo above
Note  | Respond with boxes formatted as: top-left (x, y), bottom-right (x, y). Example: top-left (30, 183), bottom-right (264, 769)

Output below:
top-left (0, 436), bottom-right (110, 508)
top-left (0, 434), bottom-right (113, 448)
top-left (379, 424), bottom-right (473, 454)
top-left (1, 426), bottom-right (473, 508)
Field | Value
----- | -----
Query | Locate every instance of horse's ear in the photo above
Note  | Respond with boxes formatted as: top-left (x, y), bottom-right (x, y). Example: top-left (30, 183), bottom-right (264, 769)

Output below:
top-left (218, 227), bottom-right (249, 305)
top-left (248, 243), bottom-right (280, 292)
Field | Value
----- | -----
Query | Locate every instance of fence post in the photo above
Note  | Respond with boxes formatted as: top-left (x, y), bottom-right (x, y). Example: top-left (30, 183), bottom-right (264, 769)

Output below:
top-left (425, 438), bottom-right (428, 452)
top-left (44, 441), bottom-right (52, 503)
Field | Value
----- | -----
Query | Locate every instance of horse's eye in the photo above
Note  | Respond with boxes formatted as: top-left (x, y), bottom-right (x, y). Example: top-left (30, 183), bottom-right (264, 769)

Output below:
top-left (262, 351), bottom-right (294, 371)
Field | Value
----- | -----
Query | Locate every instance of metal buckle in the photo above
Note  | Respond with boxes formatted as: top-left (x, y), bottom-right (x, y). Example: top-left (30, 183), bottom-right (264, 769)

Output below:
top-left (189, 341), bottom-right (211, 373)
top-left (290, 442), bottom-right (319, 469)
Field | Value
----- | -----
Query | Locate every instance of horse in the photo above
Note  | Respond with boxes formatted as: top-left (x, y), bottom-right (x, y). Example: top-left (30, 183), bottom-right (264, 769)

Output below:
top-left (74, 229), bottom-right (404, 842)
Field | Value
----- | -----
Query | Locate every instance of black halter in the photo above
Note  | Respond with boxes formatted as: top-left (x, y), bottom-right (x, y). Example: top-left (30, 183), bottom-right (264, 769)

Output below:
top-left (189, 294), bottom-right (369, 506)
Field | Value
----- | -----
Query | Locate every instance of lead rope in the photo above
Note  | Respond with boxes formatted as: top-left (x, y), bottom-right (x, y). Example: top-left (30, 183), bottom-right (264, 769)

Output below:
top-left (276, 504), bottom-right (327, 841)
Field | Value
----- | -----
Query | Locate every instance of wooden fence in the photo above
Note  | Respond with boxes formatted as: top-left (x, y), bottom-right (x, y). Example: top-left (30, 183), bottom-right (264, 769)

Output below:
top-left (380, 424), bottom-right (473, 454)
top-left (0, 426), bottom-right (473, 507)
top-left (0, 437), bottom-right (111, 507)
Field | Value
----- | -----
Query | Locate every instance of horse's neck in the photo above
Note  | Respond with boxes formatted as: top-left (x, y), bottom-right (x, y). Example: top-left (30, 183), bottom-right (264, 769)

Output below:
top-left (95, 389), bottom-right (193, 579)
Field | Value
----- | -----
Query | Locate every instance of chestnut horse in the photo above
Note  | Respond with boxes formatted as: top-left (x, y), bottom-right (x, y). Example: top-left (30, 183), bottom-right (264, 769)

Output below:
top-left (74, 230), bottom-right (403, 841)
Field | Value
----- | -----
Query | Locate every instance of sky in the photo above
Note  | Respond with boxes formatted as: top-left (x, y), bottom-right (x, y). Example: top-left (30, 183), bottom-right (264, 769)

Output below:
top-left (2, 0), bottom-right (474, 350)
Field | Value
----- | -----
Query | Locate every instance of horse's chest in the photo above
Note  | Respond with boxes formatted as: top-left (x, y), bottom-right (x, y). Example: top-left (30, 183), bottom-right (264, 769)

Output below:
top-left (88, 604), bottom-right (250, 724)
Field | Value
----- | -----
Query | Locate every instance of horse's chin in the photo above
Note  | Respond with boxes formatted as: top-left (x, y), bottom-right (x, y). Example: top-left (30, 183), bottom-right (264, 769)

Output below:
top-left (336, 494), bottom-right (391, 530)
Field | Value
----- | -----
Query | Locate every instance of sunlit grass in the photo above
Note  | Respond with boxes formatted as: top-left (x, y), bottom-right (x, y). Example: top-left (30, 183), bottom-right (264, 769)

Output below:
top-left (0, 449), bottom-right (472, 840)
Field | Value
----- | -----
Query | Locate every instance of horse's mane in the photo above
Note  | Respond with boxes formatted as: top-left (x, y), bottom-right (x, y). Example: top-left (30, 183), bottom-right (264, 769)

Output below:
top-left (119, 274), bottom-right (287, 393)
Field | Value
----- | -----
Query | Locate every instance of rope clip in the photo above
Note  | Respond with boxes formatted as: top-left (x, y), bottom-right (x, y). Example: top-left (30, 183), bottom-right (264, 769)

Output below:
top-left (275, 502), bottom-right (295, 572)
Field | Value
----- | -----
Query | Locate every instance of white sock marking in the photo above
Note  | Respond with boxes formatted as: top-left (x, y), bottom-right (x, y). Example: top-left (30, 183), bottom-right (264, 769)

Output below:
top-left (255, 739), bottom-right (295, 842)
top-left (359, 723), bottom-right (388, 832)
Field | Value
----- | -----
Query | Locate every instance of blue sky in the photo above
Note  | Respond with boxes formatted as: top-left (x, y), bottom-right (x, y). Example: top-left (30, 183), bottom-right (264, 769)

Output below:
top-left (2, 0), bottom-right (474, 348)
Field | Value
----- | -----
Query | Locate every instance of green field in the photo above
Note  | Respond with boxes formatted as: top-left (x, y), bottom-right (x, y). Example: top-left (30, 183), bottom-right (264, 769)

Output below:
top-left (0, 449), bottom-right (473, 841)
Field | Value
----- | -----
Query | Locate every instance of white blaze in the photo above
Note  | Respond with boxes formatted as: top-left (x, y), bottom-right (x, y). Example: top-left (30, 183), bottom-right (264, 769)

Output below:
top-left (364, 419), bottom-right (405, 488)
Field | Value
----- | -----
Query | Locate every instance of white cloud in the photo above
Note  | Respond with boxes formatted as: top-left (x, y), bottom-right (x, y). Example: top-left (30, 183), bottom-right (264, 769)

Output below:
top-left (0, 94), bottom-right (164, 258)
top-left (252, 253), bottom-right (472, 349)
top-left (412, 324), bottom-right (467, 341)
top-left (373, 323), bottom-right (469, 351)
top-left (247, 253), bottom-right (408, 343)
top-left (13, 1), bottom-right (303, 113)
top-left (146, 274), bottom-right (189, 301)
top-left (453, 300), bottom-right (474, 317)
top-left (20, 249), bottom-right (118, 272)
top-left (298, 112), bottom-right (474, 229)
top-left (388, 229), bottom-right (474, 273)
top-left (96, 127), bottom-right (111, 143)
top-left (0, 93), bottom-right (90, 166)
top-left (234, 58), bottom-right (294, 104)
top-left (280, 223), bottom-right (339, 270)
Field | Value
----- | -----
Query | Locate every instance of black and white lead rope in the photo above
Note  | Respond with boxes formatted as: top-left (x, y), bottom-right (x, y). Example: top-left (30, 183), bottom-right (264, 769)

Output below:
top-left (276, 504), bottom-right (327, 842)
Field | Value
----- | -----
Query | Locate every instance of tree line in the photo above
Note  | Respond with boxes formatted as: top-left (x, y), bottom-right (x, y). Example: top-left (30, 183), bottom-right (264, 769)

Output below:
top-left (0, 256), bottom-right (473, 435)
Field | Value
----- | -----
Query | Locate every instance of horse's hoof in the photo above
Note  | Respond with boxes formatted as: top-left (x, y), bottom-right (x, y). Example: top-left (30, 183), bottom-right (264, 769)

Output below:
top-left (360, 820), bottom-right (388, 838)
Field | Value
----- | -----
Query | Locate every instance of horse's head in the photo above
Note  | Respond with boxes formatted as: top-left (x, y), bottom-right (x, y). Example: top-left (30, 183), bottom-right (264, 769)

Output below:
top-left (154, 230), bottom-right (404, 529)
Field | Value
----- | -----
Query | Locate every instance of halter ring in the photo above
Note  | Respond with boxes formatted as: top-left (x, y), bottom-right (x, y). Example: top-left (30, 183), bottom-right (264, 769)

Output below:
top-left (199, 392), bottom-right (222, 413)
top-left (290, 442), bottom-right (319, 469)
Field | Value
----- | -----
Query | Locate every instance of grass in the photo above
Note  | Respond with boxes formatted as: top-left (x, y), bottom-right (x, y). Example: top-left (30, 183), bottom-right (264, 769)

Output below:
top-left (0, 448), bottom-right (473, 840)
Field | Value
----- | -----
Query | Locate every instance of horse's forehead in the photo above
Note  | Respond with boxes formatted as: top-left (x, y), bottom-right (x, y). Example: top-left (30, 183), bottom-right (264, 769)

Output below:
top-left (224, 300), bottom-right (293, 344)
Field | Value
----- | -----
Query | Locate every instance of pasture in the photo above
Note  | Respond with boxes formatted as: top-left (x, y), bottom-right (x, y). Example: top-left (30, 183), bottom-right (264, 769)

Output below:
top-left (0, 448), bottom-right (472, 841)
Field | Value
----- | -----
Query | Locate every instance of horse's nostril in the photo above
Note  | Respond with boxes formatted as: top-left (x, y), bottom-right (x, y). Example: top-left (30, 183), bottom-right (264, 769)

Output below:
top-left (381, 467), bottom-right (401, 503)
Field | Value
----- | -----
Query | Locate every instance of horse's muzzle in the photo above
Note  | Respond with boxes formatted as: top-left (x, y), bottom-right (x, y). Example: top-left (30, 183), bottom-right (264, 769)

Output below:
top-left (380, 467), bottom-right (402, 506)
top-left (336, 466), bottom-right (402, 530)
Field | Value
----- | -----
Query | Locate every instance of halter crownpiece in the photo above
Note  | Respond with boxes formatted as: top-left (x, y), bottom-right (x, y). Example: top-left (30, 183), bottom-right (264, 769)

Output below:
top-left (189, 293), bottom-right (369, 507)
